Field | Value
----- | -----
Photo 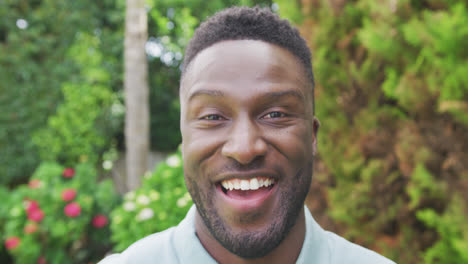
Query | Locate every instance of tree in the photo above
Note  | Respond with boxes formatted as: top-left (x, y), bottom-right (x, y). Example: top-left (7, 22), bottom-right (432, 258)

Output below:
top-left (124, 0), bottom-right (150, 190)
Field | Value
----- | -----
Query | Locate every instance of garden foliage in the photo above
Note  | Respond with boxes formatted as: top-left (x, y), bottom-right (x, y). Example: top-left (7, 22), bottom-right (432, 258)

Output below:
top-left (110, 150), bottom-right (192, 251)
top-left (0, 0), bottom-right (124, 185)
top-left (1, 162), bottom-right (119, 264)
top-left (32, 32), bottom-right (118, 166)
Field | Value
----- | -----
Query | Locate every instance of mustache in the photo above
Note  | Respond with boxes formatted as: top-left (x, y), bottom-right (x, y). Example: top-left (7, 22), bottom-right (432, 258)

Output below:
top-left (216, 156), bottom-right (266, 173)
top-left (208, 157), bottom-right (274, 178)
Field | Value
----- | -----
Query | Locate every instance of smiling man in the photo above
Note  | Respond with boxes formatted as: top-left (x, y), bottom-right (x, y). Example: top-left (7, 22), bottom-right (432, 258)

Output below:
top-left (99, 6), bottom-right (394, 264)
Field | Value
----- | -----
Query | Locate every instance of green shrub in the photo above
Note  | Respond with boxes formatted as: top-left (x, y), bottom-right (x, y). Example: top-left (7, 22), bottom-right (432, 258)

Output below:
top-left (110, 149), bottom-right (192, 251)
top-left (32, 32), bottom-right (119, 166)
top-left (0, 186), bottom-right (10, 231)
top-left (2, 162), bottom-right (119, 264)
top-left (362, 2), bottom-right (468, 124)
top-left (417, 194), bottom-right (468, 264)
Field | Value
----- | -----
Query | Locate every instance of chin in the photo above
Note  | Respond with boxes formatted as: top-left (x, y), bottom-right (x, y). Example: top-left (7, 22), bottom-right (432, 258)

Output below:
top-left (186, 162), bottom-right (312, 259)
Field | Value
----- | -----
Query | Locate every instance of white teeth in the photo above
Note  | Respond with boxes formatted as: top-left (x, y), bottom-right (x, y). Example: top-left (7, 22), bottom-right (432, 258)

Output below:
top-left (258, 178), bottom-right (264, 187)
top-left (221, 177), bottom-right (274, 191)
top-left (240, 180), bottom-right (249, 190)
top-left (250, 178), bottom-right (259, 190)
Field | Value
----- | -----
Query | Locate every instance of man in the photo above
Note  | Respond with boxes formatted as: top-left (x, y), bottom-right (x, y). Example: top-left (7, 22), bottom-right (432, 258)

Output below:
top-left (100, 6), bottom-right (395, 264)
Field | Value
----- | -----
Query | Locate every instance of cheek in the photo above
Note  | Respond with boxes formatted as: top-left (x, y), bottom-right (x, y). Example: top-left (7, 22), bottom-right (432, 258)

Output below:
top-left (265, 125), bottom-right (313, 162)
top-left (182, 130), bottom-right (225, 171)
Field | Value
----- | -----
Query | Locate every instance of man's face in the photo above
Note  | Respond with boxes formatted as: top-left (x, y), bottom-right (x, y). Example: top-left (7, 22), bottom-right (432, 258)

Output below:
top-left (180, 40), bottom-right (318, 258)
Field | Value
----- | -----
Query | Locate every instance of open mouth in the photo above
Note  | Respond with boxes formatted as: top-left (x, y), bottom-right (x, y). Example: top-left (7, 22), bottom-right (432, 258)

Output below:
top-left (218, 177), bottom-right (275, 200)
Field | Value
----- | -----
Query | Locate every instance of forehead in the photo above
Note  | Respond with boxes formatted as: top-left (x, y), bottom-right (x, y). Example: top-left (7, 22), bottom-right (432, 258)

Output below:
top-left (180, 40), bottom-right (310, 100)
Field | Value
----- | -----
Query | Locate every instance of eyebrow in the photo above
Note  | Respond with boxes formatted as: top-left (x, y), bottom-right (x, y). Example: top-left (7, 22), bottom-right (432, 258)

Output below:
top-left (188, 89), bottom-right (225, 101)
top-left (263, 90), bottom-right (304, 101)
top-left (188, 89), bottom-right (303, 102)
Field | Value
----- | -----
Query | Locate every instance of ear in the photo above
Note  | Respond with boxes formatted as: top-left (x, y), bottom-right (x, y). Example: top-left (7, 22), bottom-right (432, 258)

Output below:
top-left (312, 117), bottom-right (320, 156)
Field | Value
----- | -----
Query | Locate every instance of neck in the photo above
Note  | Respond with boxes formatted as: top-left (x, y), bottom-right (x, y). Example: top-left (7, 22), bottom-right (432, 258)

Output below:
top-left (194, 208), bottom-right (306, 264)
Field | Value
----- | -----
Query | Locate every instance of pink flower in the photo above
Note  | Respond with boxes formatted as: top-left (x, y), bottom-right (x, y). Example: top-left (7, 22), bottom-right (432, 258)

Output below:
top-left (5, 237), bottom-right (20, 250)
top-left (28, 208), bottom-right (45, 222)
top-left (24, 223), bottom-right (39, 234)
top-left (64, 202), bottom-right (81, 218)
top-left (37, 256), bottom-right (47, 264)
top-left (62, 168), bottom-right (75, 178)
top-left (28, 179), bottom-right (42, 189)
top-left (26, 200), bottom-right (40, 214)
top-left (61, 188), bottom-right (77, 202)
top-left (92, 214), bottom-right (108, 228)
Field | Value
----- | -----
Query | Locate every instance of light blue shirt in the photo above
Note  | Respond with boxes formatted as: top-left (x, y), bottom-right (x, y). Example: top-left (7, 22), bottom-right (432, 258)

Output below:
top-left (99, 206), bottom-right (395, 264)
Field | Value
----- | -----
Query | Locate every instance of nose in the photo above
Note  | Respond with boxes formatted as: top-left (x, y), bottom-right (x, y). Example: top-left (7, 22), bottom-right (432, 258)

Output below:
top-left (221, 116), bottom-right (267, 165)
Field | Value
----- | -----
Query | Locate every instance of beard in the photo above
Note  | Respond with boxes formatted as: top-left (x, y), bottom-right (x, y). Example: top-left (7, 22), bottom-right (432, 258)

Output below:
top-left (185, 161), bottom-right (313, 259)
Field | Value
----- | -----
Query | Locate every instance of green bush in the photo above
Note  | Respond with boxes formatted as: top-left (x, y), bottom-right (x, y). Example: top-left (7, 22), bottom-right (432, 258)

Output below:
top-left (417, 194), bottom-right (468, 264)
top-left (0, 186), bottom-right (10, 231)
top-left (361, 1), bottom-right (468, 124)
top-left (1, 162), bottom-right (119, 264)
top-left (0, 185), bottom-right (13, 263)
top-left (32, 32), bottom-right (119, 166)
top-left (110, 149), bottom-right (192, 251)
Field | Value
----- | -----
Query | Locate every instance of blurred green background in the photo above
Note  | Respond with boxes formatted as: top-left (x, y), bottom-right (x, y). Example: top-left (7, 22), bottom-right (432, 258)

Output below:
top-left (1, 0), bottom-right (467, 263)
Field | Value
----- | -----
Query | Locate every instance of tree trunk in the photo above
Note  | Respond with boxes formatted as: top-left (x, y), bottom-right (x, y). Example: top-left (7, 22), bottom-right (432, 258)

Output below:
top-left (124, 0), bottom-right (149, 190)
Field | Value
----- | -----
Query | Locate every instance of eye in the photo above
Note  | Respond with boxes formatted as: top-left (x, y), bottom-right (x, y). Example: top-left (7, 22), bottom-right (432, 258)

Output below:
top-left (200, 114), bottom-right (224, 121)
top-left (263, 111), bottom-right (286, 119)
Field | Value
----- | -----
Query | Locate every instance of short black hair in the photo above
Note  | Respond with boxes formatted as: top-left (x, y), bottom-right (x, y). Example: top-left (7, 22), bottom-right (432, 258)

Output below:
top-left (182, 6), bottom-right (314, 90)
